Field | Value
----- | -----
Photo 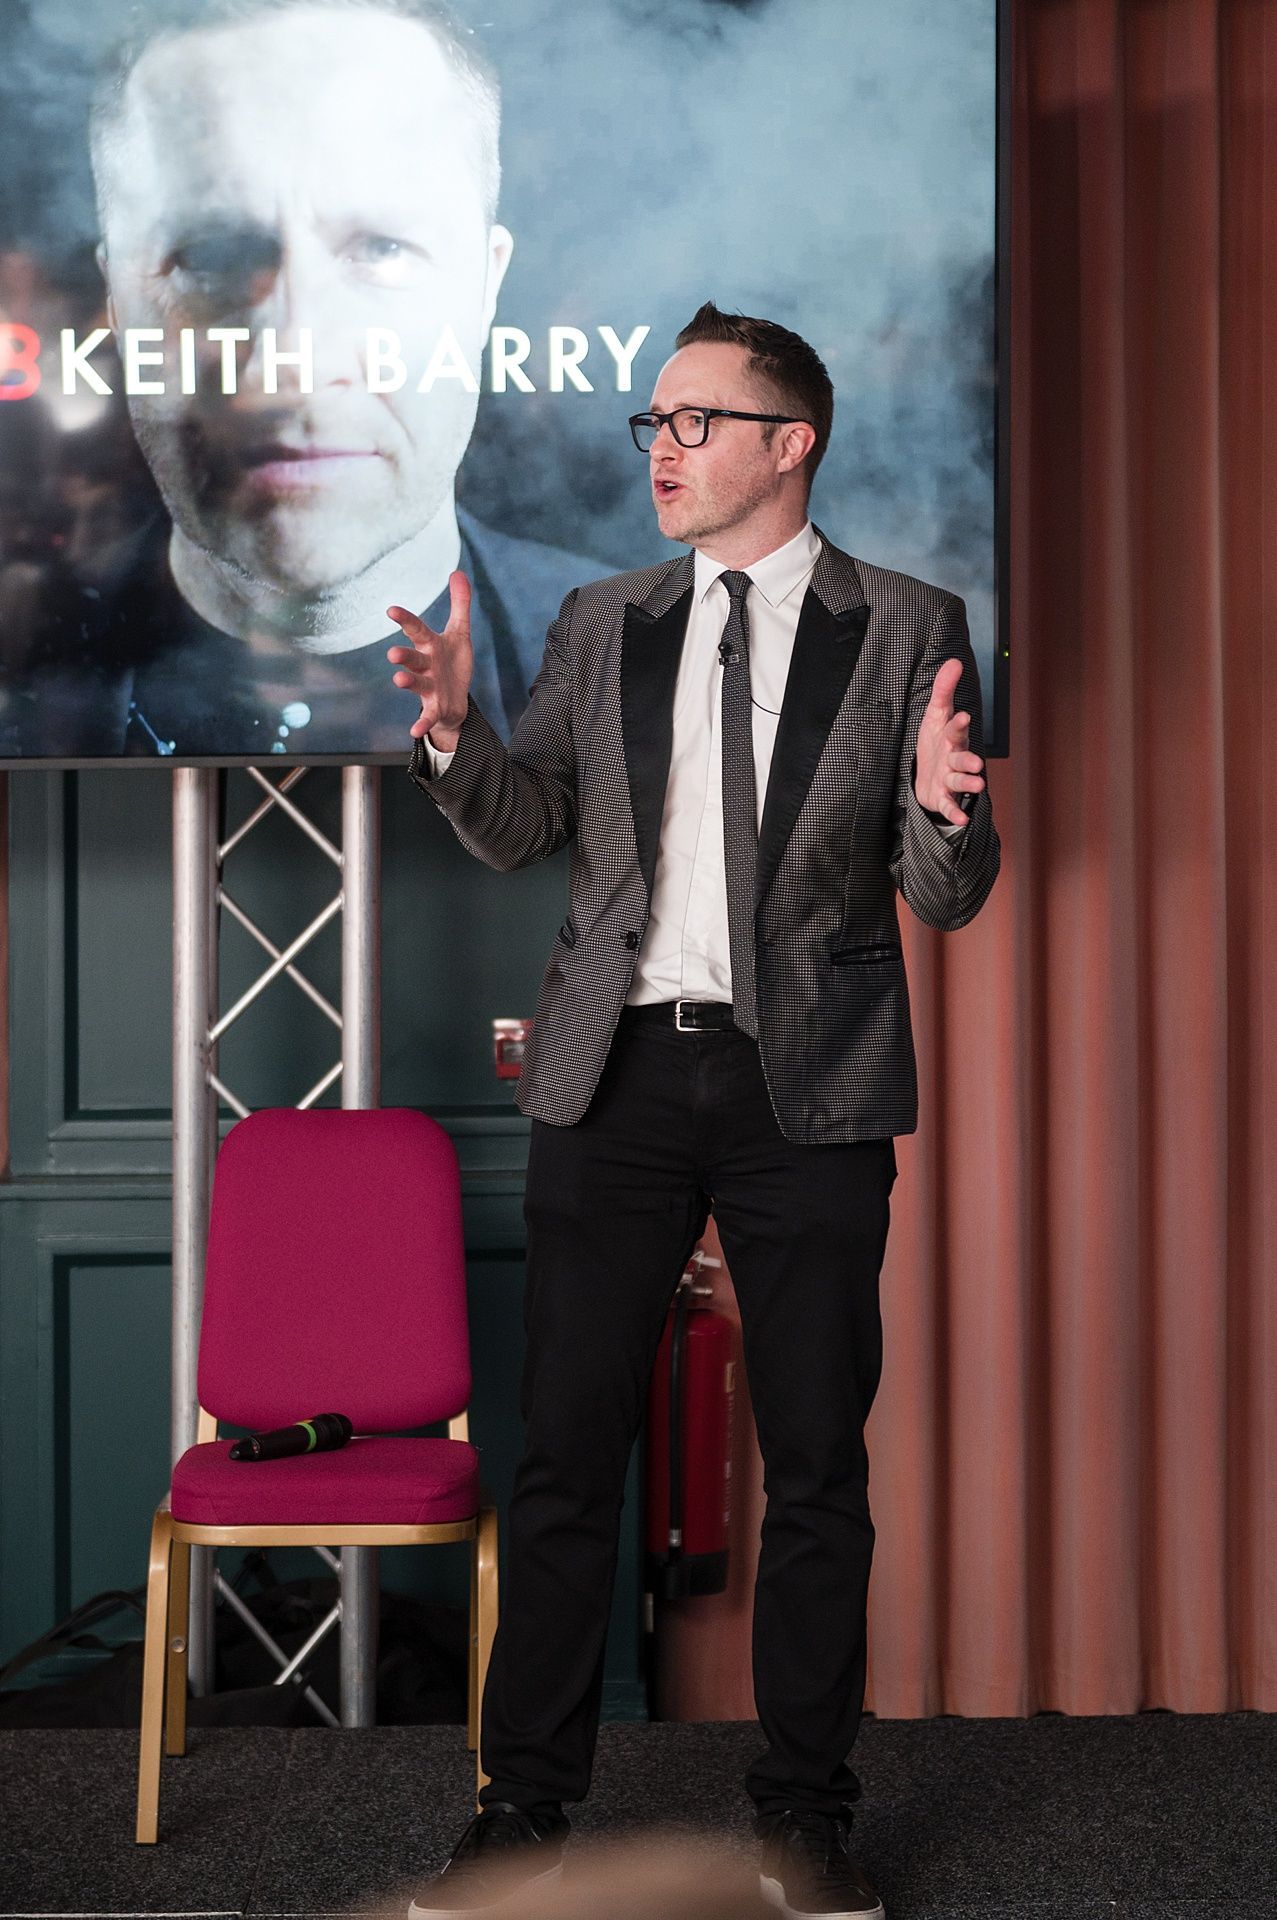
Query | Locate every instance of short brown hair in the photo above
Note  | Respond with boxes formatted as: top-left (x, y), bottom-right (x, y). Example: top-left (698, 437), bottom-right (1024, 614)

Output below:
top-left (90, 0), bottom-right (501, 226)
top-left (675, 301), bottom-right (834, 489)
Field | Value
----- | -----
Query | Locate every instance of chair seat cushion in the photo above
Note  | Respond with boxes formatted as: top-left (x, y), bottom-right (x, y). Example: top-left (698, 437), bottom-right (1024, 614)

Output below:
top-left (170, 1435), bottom-right (480, 1527)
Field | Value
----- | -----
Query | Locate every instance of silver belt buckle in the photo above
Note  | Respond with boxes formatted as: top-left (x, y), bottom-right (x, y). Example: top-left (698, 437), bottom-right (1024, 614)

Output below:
top-left (674, 999), bottom-right (697, 1031)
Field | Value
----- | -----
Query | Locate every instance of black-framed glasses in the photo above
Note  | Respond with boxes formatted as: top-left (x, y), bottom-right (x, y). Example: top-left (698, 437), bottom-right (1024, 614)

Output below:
top-left (628, 406), bottom-right (808, 452)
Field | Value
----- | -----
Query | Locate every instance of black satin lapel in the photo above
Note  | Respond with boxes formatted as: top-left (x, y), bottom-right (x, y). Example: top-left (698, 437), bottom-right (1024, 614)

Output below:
top-left (622, 585), bottom-right (693, 899)
top-left (755, 593), bottom-right (871, 906)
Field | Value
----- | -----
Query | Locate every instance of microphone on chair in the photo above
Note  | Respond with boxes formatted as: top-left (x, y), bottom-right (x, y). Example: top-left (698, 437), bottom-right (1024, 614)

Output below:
top-left (229, 1412), bottom-right (353, 1462)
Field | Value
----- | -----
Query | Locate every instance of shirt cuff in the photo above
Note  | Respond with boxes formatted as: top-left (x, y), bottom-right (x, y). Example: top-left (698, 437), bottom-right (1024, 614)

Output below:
top-left (424, 739), bottom-right (457, 776)
top-left (920, 790), bottom-right (972, 836)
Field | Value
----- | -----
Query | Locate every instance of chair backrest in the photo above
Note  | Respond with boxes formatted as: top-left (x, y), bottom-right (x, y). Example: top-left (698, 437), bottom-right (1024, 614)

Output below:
top-left (197, 1107), bottom-right (470, 1433)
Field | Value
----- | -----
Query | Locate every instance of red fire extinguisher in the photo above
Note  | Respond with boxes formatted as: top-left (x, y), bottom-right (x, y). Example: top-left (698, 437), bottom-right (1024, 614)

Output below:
top-left (645, 1250), bottom-right (735, 1598)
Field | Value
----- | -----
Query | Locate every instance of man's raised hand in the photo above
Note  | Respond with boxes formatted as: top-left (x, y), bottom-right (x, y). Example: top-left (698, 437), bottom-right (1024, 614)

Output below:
top-left (386, 570), bottom-right (474, 749)
top-left (913, 656), bottom-right (986, 827)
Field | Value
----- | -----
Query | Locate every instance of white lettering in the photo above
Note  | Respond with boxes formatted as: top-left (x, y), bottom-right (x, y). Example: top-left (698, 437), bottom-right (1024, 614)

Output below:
top-left (488, 325), bottom-right (535, 394)
top-left (366, 327), bottom-right (407, 393)
top-left (57, 322), bottom-right (654, 399)
top-left (60, 327), bottom-right (113, 396)
top-left (596, 324), bottom-right (650, 394)
top-left (416, 324), bottom-right (479, 393)
top-left (123, 327), bottom-right (166, 396)
top-left (548, 325), bottom-right (594, 393)
top-left (206, 327), bottom-right (251, 394)
top-left (262, 328), bottom-right (314, 394)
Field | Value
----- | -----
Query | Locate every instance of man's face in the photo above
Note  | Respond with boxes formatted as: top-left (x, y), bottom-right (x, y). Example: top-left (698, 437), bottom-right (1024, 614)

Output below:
top-left (96, 7), bottom-right (510, 599)
top-left (646, 342), bottom-right (793, 549)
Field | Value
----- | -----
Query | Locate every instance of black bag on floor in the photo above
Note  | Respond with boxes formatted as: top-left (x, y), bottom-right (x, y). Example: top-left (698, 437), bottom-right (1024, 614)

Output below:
top-left (0, 1562), bottom-right (466, 1728)
top-left (214, 1562), bottom-right (467, 1724)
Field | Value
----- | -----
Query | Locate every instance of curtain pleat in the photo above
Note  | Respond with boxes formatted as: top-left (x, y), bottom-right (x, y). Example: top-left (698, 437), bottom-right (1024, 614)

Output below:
top-left (657, 0), bottom-right (1276, 1720)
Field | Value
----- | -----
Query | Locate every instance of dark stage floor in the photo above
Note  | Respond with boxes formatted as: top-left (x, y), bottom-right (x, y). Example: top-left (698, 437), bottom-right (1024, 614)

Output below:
top-left (1, 1714), bottom-right (1273, 1919)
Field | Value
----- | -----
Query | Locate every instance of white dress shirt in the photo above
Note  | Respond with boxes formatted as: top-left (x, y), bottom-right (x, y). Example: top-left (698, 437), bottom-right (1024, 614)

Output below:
top-left (629, 521), bottom-right (822, 1004)
top-left (426, 520), bottom-right (966, 1007)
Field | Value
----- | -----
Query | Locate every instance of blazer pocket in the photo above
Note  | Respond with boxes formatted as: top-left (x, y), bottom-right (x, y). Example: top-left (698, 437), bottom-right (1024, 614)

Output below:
top-left (845, 699), bottom-right (900, 786)
top-left (829, 942), bottom-right (901, 966)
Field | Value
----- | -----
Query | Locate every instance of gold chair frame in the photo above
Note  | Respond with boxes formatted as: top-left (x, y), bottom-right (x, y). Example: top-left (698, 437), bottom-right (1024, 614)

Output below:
top-left (136, 1407), bottom-right (498, 1845)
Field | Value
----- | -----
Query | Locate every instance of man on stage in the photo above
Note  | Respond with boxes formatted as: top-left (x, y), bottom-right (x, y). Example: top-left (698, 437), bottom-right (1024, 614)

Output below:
top-left (389, 302), bottom-right (1000, 1920)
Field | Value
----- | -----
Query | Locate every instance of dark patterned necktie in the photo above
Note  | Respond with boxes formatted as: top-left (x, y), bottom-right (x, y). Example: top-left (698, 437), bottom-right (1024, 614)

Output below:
top-left (717, 570), bottom-right (758, 1037)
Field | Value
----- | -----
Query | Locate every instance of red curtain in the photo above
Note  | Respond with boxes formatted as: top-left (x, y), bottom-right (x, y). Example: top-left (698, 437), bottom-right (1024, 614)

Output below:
top-left (658, 0), bottom-right (1277, 1720)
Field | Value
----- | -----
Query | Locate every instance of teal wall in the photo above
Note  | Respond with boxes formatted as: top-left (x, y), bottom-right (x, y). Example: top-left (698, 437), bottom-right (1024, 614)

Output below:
top-left (0, 767), bottom-right (645, 1718)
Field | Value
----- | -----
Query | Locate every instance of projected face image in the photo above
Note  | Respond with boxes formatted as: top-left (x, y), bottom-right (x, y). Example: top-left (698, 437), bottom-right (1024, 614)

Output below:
top-left (0, 0), bottom-right (1000, 762)
top-left (93, 5), bottom-right (511, 608)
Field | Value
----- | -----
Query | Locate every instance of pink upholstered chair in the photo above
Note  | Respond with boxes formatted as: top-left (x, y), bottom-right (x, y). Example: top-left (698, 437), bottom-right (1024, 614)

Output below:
top-left (135, 1107), bottom-right (497, 1844)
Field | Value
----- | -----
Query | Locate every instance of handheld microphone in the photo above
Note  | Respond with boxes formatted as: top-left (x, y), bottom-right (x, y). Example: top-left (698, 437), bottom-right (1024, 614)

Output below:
top-left (229, 1412), bottom-right (353, 1462)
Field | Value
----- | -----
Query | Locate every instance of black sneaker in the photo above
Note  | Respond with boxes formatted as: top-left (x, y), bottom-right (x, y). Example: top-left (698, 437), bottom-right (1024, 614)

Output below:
top-left (757, 1810), bottom-right (885, 1919)
top-left (407, 1803), bottom-right (565, 1917)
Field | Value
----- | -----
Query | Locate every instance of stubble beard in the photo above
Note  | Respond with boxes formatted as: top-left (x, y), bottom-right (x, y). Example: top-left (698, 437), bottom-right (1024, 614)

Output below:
top-left (666, 466), bottom-right (777, 549)
top-left (134, 423), bottom-right (445, 605)
top-left (126, 389), bottom-right (474, 606)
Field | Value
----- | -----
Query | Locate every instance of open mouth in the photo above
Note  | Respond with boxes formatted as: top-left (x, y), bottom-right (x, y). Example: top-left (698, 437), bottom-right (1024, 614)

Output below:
top-left (654, 479), bottom-right (683, 498)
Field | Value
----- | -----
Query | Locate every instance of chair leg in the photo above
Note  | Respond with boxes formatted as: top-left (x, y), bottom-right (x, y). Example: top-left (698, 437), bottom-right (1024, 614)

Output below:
top-left (466, 1535), bottom-right (479, 1753)
top-left (136, 1508), bottom-right (174, 1844)
top-left (474, 1506), bottom-right (499, 1800)
top-left (165, 1537), bottom-right (191, 1757)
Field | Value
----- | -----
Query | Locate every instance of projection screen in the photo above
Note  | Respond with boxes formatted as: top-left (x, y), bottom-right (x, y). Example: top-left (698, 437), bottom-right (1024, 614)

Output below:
top-left (0, 0), bottom-right (1008, 766)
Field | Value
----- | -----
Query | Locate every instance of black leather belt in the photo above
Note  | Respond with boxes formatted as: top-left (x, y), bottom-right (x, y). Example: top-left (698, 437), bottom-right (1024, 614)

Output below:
top-left (621, 1000), bottom-right (737, 1032)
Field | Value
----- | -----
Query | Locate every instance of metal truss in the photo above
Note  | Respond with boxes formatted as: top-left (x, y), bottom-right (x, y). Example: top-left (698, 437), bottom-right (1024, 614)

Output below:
top-left (173, 764), bottom-right (380, 1727)
top-left (209, 767), bottom-right (344, 1118)
top-left (216, 1546), bottom-right (343, 1728)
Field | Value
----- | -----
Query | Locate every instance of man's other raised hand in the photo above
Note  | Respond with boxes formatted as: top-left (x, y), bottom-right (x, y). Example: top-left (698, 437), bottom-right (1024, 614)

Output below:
top-left (387, 570), bottom-right (474, 750)
top-left (913, 656), bottom-right (986, 828)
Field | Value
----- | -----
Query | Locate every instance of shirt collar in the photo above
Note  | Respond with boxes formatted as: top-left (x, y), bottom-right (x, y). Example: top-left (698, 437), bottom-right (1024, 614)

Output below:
top-left (693, 520), bottom-right (821, 611)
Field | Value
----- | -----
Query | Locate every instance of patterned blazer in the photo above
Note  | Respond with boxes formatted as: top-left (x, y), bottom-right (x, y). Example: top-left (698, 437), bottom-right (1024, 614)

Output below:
top-left (410, 529), bottom-right (1000, 1145)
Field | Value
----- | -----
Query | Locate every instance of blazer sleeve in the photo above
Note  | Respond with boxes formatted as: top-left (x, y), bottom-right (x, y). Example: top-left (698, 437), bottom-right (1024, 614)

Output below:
top-left (406, 588), bottom-right (579, 871)
top-left (889, 592), bottom-right (1001, 931)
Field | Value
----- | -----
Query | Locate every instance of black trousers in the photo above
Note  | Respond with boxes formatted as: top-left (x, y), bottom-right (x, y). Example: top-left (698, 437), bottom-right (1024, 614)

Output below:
top-left (478, 1009), bottom-right (898, 1820)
